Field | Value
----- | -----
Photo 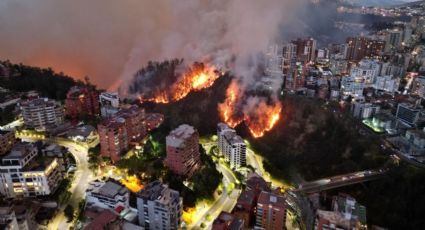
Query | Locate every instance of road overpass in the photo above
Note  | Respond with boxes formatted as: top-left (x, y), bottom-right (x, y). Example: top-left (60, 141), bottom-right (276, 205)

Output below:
top-left (295, 169), bottom-right (387, 194)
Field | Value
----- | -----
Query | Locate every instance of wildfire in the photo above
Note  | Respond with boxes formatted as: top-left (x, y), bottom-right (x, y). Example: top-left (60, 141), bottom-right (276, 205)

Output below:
top-left (219, 82), bottom-right (282, 138)
top-left (139, 63), bottom-right (220, 104)
top-left (218, 80), bottom-right (243, 128)
top-left (245, 102), bottom-right (282, 138)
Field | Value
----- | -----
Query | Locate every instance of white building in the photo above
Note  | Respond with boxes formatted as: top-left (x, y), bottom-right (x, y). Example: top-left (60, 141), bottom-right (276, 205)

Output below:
top-left (351, 102), bottom-right (381, 119)
top-left (19, 98), bottom-right (64, 131)
top-left (374, 75), bottom-right (400, 94)
top-left (137, 181), bottom-right (182, 230)
top-left (0, 143), bottom-right (63, 198)
top-left (217, 123), bottom-right (247, 169)
top-left (385, 29), bottom-right (403, 52)
top-left (412, 76), bottom-right (425, 98)
top-left (265, 44), bottom-right (284, 78)
top-left (85, 179), bottom-right (130, 211)
top-left (350, 59), bottom-right (381, 86)
top-left (341, 75), bottom-right (365, 98)
top-left (396, 103), bottom-right (422, 127)
top-left (40, 143), bottom-right (68, 174)
top-left (99, 92), bottom-right (120, 118)
top-left (405, 129), bottom-right (425, 150)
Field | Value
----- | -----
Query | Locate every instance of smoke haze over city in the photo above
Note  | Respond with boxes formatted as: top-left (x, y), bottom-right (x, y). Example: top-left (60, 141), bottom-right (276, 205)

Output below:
top-left (0, 0), bottom-right (307, 90)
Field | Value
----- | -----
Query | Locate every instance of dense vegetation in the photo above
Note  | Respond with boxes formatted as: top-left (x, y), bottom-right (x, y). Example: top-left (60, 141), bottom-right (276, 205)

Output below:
top-left (116, 126), bottom-right (222, 208)
top-left (0, 60), bottom-right (84, 100)
top-left (144, 72), bottom-right (232, 136)
top-left (248, 96), bottom-right (387, 181)
top-left (330, 163), bottom-right (425, 229)
top-left (146, 84), bottom-right (425, 227)
top-left (129, 59), bottom-right (184, 97)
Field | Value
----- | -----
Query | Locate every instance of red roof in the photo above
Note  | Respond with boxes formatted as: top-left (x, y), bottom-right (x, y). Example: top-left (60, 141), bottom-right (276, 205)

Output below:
top-left (114, 205), bottom-right (125, 214)
top-left (84, 209), bottom-right (118, 230)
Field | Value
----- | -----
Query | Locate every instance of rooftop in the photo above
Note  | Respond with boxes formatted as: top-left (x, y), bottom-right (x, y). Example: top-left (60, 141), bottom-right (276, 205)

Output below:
top-left (258, 191), bottom-right (286, 208)
top-left (20, 98), bottom-right (59, 108)
top-left (84, 209), bottom-right (119, 230)
top-left (88, 180), bottom-right (128, 199)
top-left (166, 124), bottom-right (197, 148)
top-left (67, 125), bottom-right (96, 137)
top-left (333, 194), bottom-right (367, 224)
top-left (246, 173), bottom-right (271, 194)
top-left (137, 181), bottom-right (179, 204)
top-left (100, 92), bottom-right (119, 99)
top-left (235, 190), bottom-right (255, 207)
top-left (212, 211), bottom-right (244, 230)
top-left (2, 143), bottom-right (36, 160)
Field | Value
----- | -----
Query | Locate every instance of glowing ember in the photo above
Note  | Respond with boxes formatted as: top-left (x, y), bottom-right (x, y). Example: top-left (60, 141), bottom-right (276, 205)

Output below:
top-left (218, 80), bottom-right (243, 128)
top-left (139, 63), bottom-right (220, 104)
top-left (182, 208), bottom-right (196, 224)
top-left (121, 175), bottom-right (144, 193)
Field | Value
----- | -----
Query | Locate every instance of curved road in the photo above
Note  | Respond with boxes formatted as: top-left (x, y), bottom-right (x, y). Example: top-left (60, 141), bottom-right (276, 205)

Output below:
top-left (188, 143), bottom-right (240, 229)
top-left (20, 136), bottom-right (93, 230)
top-left (50, 140), bottom-right (93, 230)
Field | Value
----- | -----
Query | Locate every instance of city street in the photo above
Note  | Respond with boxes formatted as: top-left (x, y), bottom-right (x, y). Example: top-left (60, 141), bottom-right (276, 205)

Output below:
top-left (18, 134), bottom-right (93, 230)
top-left (51, 140), bottom-right (93, 230)
top-left (187, 142), bottom-right (240, 229)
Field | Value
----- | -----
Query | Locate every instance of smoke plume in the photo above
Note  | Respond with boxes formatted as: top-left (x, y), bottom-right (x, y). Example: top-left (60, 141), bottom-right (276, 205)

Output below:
top-left (0, 0), bottom-right (307, 90)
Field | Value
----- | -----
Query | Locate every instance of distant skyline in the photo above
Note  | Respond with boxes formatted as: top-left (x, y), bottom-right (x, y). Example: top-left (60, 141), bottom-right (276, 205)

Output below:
top-left (351, 0), bottom-right (420, 6)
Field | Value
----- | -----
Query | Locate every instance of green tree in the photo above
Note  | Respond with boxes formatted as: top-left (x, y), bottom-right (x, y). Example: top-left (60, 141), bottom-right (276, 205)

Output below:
top-left (64, 205), bottom-right (75, 223)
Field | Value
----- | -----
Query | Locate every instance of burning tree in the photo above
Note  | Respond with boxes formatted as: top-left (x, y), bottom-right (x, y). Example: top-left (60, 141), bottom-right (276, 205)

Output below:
top-left (129, 60), bottom-right (221, 104)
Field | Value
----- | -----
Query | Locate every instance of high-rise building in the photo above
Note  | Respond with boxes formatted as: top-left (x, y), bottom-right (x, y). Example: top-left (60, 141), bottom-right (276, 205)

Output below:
top-left (350, 59), bottom-right (381, 86)
top-left (217, 123), bottom-right (246, 169)
top-left (165, 124), bottom-right (200, 177)
top-left (99, 92), bottom-right (120, 118)
top-left (403, 26), bottom-right (413, 44)
top-left (265, 44), bottom-right (284, 78)
top-left (292, 38), bottom-right (317, 63)
top-left (351, 102), bottom-right (381, 119)
top-left (346, 37), bottom-right (385, 61)
top-left (0, 143), bottom-right (63, 198)
top-left (396, 103), bottom-right (422, 127)
top-left (98, 117), bottom-right (128, 163)
top-left (374, 75), bottom-right (400, 94)
top-left (98, 106), bottom-right (146, 163)
top-left (64, 86), bottom-right (99, 120)
top-left (116, 106), bottom-right (146, 143)
top-left (341, 75), bottom-right (365, 98)
top-left (20, 98), bottom-right (64, 131)
top-left (385, 29), bottom-right (403, 52)
top-left (136, 181), bottom-right (182, 230)
top-left (283, 43), bottom-right (297, 66)
top-left (256, 191), bottom-right (287, 230)
top-left (0, 130), bottom-right (16, 156)
top-left (412, 75), bottom-right (425, 98)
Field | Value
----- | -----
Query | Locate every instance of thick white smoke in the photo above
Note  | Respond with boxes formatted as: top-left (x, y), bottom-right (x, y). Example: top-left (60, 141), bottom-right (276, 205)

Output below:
top-left (0, 0), bottom-right (307, 90)
top-left (119, 0), bottom-right (307, 92)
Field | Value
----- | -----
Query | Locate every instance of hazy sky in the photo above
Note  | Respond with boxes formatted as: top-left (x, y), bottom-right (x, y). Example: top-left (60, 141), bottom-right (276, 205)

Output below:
top-left (0, 0), bottom-right (305, 90)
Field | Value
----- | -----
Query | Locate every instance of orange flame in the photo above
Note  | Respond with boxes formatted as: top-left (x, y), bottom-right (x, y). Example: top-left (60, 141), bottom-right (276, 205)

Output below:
top-left (219, 81), bottom-right (282, 138)
top-left (218, 80), bottom-right (243, 128)
top-left (139, 64), bottom-right (220, 104)
top-left (245, 102), bottom-right (282, 138)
